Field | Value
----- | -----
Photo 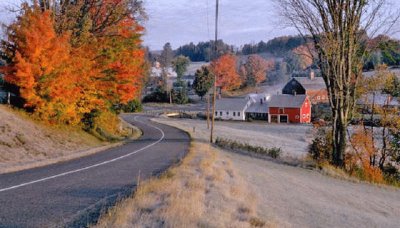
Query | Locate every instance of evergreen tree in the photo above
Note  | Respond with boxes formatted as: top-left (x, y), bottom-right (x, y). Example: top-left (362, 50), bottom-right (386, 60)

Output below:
top-left (193, 66), bottom-right (213, 100)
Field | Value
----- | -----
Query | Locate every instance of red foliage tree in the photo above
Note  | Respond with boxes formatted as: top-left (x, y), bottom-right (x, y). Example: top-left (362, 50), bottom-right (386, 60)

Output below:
top-left (2, 1), bottom-right (147, 127)
top-left (3, 5), bottom-right (84, 124)
top-left (241, 55), bottom-right (274, 87)
top-left (210, 54), bottom-right (241, 91)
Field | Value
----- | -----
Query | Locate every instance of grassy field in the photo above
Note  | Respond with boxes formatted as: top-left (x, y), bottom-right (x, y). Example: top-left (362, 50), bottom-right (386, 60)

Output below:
top-left (95, 120), bottom-right (267, 228)
top-left (159, 118), bottom-right (313, 160)
top-left (155, 117), bottom-right (400, 227)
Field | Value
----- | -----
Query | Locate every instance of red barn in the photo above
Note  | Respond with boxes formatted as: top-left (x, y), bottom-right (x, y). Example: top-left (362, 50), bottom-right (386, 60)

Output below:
top-left (268, 94), bottom-right (311, 123)
top-left (282, 74), bottom-right (329, 104)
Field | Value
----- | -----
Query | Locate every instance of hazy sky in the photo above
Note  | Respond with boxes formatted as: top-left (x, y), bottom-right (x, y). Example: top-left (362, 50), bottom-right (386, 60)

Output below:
top-left (142, 0), bottom-right (297, 50)
top-left (0, 0), bottom-right (297, 50)
top-left (1, 0), bottom-right (399, 50)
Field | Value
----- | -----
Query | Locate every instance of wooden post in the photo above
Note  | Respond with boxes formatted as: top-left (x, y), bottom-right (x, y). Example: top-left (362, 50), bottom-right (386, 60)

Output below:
top-left (207, 93), bottom-right (210, 129)
top-left (210, 0), bottom-right (219, 144)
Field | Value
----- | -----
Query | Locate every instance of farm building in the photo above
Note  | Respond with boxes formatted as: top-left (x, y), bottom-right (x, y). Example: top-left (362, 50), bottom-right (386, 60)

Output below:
top-left (215, 98), bottom-right (252, 121)
top-left (357, 93), bottom-right (400, 111)
top-left (245, 93), bottom-right (270, 121)
top-left (268, 94), bottom-right (311, 123)
top-left (215, 93), bottom-right (312, 123)
top-left (282, 72), bottom-right (328, 104)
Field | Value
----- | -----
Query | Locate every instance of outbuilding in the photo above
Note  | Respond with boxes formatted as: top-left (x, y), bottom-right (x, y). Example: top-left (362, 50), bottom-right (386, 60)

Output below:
top-left (215, 98), bottom-right (252, 121)
top-left (282, 73), bottom-right (328, 104)
top-left (268, 94), bottom-right (311, 123)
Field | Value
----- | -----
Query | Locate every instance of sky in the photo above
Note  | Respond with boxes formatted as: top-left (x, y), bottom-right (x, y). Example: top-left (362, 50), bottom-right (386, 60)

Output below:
top-left (1, 0), bottom-right (399, 50)
top-left (0, 0), bottom-right (298, 50)
top-left (142, 0), bottom-right (297, 50)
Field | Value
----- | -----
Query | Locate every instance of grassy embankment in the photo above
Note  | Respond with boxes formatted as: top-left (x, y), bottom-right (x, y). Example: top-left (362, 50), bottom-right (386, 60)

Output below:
top-left (0, 105), bottom-right (140, 174)
top-left (95, 117), bottom-right (267, 228)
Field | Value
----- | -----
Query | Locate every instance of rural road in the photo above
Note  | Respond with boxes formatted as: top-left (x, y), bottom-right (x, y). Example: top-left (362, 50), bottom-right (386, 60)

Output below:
top-left (0, 115), bottom-right (190, 227)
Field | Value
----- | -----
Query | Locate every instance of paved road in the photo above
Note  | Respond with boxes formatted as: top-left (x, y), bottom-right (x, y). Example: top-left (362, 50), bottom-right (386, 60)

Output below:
top-left (0, 115), bottom-right (190, 227)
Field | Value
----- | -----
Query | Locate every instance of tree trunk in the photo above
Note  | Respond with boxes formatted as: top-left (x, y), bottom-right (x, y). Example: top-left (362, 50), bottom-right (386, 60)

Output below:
top-left (332, 116), bottom-right (347, 167)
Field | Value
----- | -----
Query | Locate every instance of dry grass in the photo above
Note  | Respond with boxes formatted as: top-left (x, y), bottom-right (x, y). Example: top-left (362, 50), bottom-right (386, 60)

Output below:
top-left (95, 120), bottom-right (267, 228)
top-left (0, 105), bottom-right (140, 174)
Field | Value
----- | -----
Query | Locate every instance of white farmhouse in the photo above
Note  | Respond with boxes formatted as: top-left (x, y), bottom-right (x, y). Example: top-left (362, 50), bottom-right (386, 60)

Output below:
top-left (215, 98), bottom-right (252, 121)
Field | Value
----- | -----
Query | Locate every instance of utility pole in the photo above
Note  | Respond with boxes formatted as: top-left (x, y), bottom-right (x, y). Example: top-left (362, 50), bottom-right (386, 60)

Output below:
top-left (207, 93), bottom-right (210, 129)
top-left (210, 0), bottom-right (219, 143)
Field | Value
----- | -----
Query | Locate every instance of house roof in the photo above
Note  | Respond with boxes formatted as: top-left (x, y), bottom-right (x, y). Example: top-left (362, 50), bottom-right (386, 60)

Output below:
top-left (357, 93), bottom-right (400, 106)
top-left (293, 77), bottom-right (326, 91)
top-left (215, 98), bottom-right (250, 111)
top-left (268, 94), bottom-right (308, 108)
top-left (246, 102), bottom-right (269, 113)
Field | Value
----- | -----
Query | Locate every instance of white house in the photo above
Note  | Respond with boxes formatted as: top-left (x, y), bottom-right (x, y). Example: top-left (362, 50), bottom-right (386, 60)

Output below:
top-left (150, 61), bottom-right (178, 78)
top-left (215, 98), bottom-right (252, 121)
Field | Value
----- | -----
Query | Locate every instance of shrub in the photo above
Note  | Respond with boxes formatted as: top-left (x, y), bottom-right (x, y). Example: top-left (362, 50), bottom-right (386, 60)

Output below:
top-left (309, 128), bottom-right (332, 163)
top-left (215, 137), bottom-right (281, 159)
top-left (122, 100), bottom-right (143, 113)
top-left (142, 87), bottom-right (169, 103)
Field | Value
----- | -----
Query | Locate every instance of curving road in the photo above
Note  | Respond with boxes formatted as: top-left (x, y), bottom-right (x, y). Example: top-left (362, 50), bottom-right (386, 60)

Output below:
top-left (0, 115), bottom-right (190, 227)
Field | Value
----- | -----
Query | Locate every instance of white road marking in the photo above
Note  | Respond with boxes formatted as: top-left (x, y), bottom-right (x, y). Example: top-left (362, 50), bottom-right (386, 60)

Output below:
top-left (0, 116), bottom-right (165, 193)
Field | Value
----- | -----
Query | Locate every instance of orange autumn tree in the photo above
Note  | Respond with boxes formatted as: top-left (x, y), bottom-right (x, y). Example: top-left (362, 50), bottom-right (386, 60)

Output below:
top-left (3, 5), bottom-right (84, 124)
top-left (211, 54), bottom-right (241, 91)
top-left (240, 55), bottom-right (274, 87)
top-left (91, 18), bottom-right (146, 106)
top-left (2, 1), bottom-right (147, 133)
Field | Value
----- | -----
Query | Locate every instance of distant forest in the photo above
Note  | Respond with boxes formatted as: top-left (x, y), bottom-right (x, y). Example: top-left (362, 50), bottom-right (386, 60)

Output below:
top-left (150, 34), bottom-right (400, 71)
top-left (171, 35), bottom-right (312, 62)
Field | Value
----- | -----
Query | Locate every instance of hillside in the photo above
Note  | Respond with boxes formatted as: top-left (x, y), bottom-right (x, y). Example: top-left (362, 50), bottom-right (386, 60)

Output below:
top-left (0, 105), bottom-right (107, 174)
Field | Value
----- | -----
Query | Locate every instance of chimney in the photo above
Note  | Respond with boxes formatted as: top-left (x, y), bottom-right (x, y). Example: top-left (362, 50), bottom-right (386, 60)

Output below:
top-left (309, 70), bottom-right (315, 80)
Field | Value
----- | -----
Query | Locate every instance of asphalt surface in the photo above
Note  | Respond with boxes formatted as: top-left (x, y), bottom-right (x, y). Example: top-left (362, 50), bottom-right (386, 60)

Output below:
top-left (0, 115), bottom-right (190, 228)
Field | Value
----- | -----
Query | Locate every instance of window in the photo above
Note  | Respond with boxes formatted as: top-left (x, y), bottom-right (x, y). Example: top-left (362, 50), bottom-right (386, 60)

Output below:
top-left (220, 111), bottom-right (222, 116)
top-left (233, 112), bottom-right (236, 117)
top-left (303, 114), bottom-right (306, 118)
top-left (238, 112), bottom-right (240, 116)
top-left (279, 108), bottom-right (284, 114)
top-left (295, 115), bottom-right (300, 119)
top-left (226, 111), bottom-right (229, 115)
top-left (215, 112), bottom-right (218, 116)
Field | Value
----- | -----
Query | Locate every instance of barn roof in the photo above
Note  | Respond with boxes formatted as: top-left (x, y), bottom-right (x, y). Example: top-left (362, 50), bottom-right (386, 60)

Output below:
top-left (269, 94), bottom-right (307, 108)
top-left (293, 77), bottom-right (326, 91)
top-left (215, 98), bottom-right (250, 111)
top-left (246, 102), bottom-right (269, 113)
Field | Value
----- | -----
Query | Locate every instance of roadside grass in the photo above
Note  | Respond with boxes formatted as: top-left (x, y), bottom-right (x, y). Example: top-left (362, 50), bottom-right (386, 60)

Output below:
top-left (0, 105), bottom-right (141, 174)
top-left (95, 121), bottom-right (267, 227)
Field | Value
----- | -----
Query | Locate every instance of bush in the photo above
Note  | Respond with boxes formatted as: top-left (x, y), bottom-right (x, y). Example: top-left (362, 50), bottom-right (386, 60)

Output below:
top-left (122, 100), bottom-right (142, 113)
top-left (311, 103), bottom-right (332, 121)
top-left (309, 128), bottom-right (332, 163)
top-left (82, 109), bottom-right (130, 141)
top-left (171, 87), bottom-right (189, 104)
top-left (215, 137), bottom-right (281, 159)
top-left (142, 87), bottom-right (169, 103)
